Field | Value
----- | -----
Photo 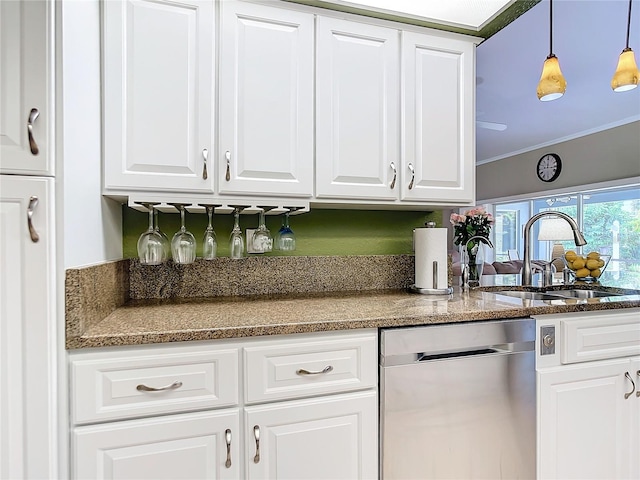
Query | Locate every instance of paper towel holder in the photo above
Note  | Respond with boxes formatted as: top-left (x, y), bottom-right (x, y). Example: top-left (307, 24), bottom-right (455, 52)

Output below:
top-left (410, 222), bottom-right (453, 295)
top-left (409, 262), bottom-right (453, 295)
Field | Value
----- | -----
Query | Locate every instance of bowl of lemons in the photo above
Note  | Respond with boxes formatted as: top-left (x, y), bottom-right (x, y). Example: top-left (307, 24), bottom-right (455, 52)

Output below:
top-left (563, 251), bottom-right (610, 282)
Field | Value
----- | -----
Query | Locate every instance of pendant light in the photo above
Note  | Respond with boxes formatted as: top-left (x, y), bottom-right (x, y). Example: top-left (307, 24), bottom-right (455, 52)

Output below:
top-left (611, 0), bottom-right (639, 92)
top-left (537, 0), bottom-right (567, 101)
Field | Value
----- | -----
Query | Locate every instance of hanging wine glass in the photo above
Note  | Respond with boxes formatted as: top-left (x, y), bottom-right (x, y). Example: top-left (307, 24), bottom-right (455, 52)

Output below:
top-left (229, 208), bottom-right (245, 259)
top-left (154, 208), bottom-right (170, 259)
top-left (252, 209), bottom-right (272, 253)
top-left (276, 212), bottom-right (296, 251)
top-left (137, 204), bottom-right (167, 265)
top-left (202, 205), bottom-right (218, 260)
top-left (171, 204), bottom-right (196, 264)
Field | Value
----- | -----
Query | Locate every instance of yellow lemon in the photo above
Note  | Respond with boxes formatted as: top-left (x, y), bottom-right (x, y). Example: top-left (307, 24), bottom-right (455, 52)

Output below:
top-left (587, 251), bottom-right (600, 260)
top-left (572, 258), bottom-right (586, 270)
top-left (565, 251), bottom-right (577, 262)
top-left (590, 268), bottom-right (601, 278)
top-left (575, 268), bottom-right (590, 278)
top-left (586, 259), bottom-right (600, 270)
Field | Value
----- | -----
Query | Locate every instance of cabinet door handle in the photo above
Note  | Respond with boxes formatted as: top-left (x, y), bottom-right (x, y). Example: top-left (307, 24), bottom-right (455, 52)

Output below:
top-left (136, 380), bottom-right (183, 392)
top-left (407, 163), bottom-right (415, 190)
top-left (296, 365), bottom-right (333, 376)
top-left (202, 149), bottom-right (208, 180)
top-left (225, 151), bottom-right (231, 181)
top-left (636, 370), bottom-right (640, 398)
top-left (27, 196), bottom-right (40, 243)
top-left (253, 425), bottom-right (260, 463)
top-left (224, 429), bottom-right (232, 468)
top-left (624, 372), bottom-right (635, 399)
top-left (389, 162), bottom-right (396, 190)
top-left (27, 108), bottom-right (40, 155)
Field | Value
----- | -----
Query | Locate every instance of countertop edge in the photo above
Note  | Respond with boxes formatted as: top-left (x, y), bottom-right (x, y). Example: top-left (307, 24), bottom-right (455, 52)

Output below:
top-left (65, 295), bottom-right (640, 350)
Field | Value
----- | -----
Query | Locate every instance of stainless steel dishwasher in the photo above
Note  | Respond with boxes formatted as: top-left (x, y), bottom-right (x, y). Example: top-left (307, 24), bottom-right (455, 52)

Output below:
top-left (380, 318), bottom-right (536, 479)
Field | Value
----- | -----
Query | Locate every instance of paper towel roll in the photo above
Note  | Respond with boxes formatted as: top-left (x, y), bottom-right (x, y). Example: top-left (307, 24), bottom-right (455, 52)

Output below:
top-left (414, 227), bottom-right (448, 290)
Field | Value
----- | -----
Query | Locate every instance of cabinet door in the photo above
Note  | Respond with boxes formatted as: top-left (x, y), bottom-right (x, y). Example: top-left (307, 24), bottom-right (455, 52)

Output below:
top-left (72, 410), bottom-right (240, 480)
top-left (0, 0), bottom-right (53, 176)
top-left (316, 17), bottom-right (399, 201)
top-left (245, 391), bottom-right (377, 480)
top-left (0, 176), bottom-right (56, 479)
top-left (102, 0), bottom-right (214, 193)
top-left (219, 1), bottom-right (313, 197)
top-left (538, 359), bottom-right (633, 479)
top-left (401, 32), bottom-right (475, 204)
top-left (631, 358), bottom-right (640, 480)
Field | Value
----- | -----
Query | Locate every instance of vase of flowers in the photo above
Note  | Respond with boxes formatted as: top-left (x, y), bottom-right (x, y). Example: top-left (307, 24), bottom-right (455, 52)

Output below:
top-left (450, 207), bottom-right (494, 286)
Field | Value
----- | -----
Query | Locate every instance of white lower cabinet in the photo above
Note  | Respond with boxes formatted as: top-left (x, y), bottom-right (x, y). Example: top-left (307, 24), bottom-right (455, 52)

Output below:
top-left (73, 410), bottom-right (240, 480)
top-left (69, 330), bottom-right (378, 479)
top-left (538, 358), bottom-right (638, 479)
top-left (535, 309), bottom-right (640, 480)
top-left (245, 391), bottom-right (377, 480)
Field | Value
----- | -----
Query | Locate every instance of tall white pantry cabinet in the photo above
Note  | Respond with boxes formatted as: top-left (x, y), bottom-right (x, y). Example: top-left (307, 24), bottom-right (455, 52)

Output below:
top-left (0, 0), bottom-right (58, 478)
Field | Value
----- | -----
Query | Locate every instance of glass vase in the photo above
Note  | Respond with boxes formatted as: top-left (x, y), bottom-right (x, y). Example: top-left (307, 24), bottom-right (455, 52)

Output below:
top-left (461, 243), bottom-right (485, 287)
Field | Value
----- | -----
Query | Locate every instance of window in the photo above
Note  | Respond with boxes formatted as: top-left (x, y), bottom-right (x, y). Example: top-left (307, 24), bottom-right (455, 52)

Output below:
top-left (491, 184), bottom-right (640, 288)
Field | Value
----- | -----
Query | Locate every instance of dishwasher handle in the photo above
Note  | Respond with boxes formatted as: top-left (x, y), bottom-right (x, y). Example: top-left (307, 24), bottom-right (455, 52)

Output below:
top-left (417, 341), bottom-right (534, 363)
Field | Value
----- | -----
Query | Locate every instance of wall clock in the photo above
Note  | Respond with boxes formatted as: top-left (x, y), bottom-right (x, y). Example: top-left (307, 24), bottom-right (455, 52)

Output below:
top-left (537, 153), bottom-right (562, 182)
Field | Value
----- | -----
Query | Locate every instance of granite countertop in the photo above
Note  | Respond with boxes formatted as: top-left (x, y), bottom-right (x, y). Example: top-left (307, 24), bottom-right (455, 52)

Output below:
top-left (66, 285), bottom-right (640, 349)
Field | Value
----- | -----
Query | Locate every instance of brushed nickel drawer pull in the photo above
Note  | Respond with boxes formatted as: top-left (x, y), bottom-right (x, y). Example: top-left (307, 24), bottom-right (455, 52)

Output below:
top-left (296, 365), bottom-right (334, 376)
top-left (389, 162), bottom-right (396, 189)
top-left (225, 429), bottom-right (232, 468)
top-left (136, 380), bottom-right (183, 392)
top-left (225, 151), bottom-right (231, 181)
top-left (624, 372), bottom-right (635, 399)
top-left (28, 108), bottom-right (40, 155)
top-left (407, 163), bottom-right (415, 190)
top-left (636, 370), bottom-right (640, 398)
top-left (27, 196), bottom-right (40, 243)
top-left (253, 425), bottom-right (260, 464)
top-left (202, 148), bottom-right (208, 180)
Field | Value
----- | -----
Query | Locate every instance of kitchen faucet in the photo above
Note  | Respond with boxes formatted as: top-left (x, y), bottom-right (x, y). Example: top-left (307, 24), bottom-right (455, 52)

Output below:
top-left (522, 211), bottom-right (587, 286)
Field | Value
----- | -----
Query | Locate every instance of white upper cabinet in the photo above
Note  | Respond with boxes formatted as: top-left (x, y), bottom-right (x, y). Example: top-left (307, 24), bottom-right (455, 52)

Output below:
top-left (316, 17), bottom-right (399, 201)
top-left (0, 0), bottom-right (53, 176)
top-left (102, 0), bottom-right (214, 194)
top-left (401, 31), bottom-right (475, 204)
top-left (218, 1), bottom-right (314, 198)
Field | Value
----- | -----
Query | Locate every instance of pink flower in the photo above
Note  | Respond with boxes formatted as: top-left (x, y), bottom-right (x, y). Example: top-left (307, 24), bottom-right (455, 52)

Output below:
top-left (450, 213), bottom-right (466, 224)
top-left (465, 206), bottom-right (486, 217)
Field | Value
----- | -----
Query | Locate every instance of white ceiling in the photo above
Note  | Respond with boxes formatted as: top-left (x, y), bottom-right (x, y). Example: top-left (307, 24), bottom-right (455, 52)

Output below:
top-left (476, 0), bottom-right (640, 164)
top-left (323, 0), bottom-right (515, 30)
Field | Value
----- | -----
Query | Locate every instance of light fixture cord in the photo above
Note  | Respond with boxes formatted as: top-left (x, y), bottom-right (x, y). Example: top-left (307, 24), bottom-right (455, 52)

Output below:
top-left (549, 0), bottom-right (554, 56)
top-left (625, 0), bottom-right (632, 49)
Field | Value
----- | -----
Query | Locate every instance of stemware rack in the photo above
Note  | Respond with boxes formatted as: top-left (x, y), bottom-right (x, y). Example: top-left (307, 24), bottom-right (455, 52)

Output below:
top-left (127, 197), bottom-right (310, 216)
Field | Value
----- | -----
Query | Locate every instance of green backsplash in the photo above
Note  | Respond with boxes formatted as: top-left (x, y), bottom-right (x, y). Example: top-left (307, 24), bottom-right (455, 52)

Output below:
top-left (123, 207), bottom-right (444, 258)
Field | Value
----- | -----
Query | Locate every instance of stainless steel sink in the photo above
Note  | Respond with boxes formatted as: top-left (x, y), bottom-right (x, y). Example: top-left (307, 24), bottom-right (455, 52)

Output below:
top-left (551, 289), bottom-right (622, 299)
top-left (492, 288), bottom-right (623, 301)
top-left (494, 291), bottom-right (565, 301)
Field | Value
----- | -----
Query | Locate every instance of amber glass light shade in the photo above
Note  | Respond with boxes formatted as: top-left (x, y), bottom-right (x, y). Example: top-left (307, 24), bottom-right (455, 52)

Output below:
top-left (537, 54), bottom-right (567, 101)
top-left (611, 48), bottom-right (639, 92)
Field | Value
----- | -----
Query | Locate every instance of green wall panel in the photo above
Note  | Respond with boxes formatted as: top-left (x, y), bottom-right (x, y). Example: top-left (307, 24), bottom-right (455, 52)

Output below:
top-left (123, 207), bottom-right (443, 259)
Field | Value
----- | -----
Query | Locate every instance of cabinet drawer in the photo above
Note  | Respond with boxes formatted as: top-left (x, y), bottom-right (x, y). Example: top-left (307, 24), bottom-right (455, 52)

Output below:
top-left (244, 330), bottom-right (377, 404)
top-left (561, 310), bottom-right (640, 364)
top-left (70, 343), bottom-right (239, 425)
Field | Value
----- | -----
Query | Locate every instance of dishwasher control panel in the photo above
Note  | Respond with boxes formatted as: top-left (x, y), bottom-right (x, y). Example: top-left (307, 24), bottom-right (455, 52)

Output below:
top-left (540, 325), bottom-right (555, 356)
